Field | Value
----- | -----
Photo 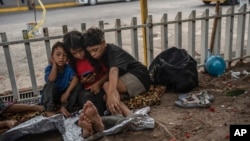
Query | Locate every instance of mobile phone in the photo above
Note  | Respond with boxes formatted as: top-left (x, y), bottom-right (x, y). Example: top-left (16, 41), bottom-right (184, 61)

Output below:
top-left (82, 71), bottom-right (93, 77)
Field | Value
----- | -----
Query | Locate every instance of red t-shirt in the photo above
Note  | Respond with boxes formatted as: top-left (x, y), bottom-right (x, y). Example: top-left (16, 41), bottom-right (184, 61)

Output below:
top-left (75, 58), bottom-right (107, 88)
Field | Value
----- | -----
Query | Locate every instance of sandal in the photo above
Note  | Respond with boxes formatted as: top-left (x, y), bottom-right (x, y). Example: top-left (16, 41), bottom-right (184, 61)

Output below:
top-left (178, 90), bottom-right (215, 102)
top-left (175, 91), bottom-right (214, 108)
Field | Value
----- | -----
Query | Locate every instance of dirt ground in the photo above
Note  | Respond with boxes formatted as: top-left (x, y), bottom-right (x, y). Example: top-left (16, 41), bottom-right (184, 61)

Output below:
top-left (2, 61), bottom-right (250, 141)
top-left (98, 61), bottom-right (250, 141)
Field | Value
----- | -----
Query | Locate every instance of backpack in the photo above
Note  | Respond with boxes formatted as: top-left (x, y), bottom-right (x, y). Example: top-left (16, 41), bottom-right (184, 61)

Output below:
top-left (149, 47), bottom-right (198, 93)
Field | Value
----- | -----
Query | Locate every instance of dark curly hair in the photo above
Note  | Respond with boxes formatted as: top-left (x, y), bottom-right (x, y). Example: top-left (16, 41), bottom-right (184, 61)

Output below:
top-left (51, 41), bottom-right (69, 56)
top-left (63, 30), bottom-right (83, 50)
top-left (82, 27), bottom-right (105, 47)
top-left (63, 30), bottom-right (101, 72)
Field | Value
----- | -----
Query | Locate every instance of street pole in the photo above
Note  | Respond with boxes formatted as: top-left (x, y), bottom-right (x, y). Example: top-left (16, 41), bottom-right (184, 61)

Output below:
top-left (33, 0), bottom-right (37, 24)
top-left (140, 0), bottom-right (148, 66)
top-left (210, 0), bottom-right (220, 53)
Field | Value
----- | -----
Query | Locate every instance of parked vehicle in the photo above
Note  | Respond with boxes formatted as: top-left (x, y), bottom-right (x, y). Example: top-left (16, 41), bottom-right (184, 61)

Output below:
top-left (201, 0), bottom-right (238, 5)
top-left (76, 0), bottom-right (132, 5)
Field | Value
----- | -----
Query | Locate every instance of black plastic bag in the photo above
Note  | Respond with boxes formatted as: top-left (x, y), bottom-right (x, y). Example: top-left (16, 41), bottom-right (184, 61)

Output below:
top-left (149, 47), bottom-right (198, 93)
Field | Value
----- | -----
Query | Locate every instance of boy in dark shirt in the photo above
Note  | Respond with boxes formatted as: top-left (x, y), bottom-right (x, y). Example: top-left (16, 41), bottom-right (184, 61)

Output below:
top-left (83, 27), bottom-right (151, 116)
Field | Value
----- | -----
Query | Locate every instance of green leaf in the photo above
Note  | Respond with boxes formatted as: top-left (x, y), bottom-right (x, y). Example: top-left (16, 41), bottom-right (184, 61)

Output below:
top-left (225, 89), bottom-right (245, 96)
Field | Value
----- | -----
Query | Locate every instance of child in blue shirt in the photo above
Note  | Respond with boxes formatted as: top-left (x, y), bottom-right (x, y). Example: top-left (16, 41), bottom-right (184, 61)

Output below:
top-left (41, 41), bottom-right (83, 117)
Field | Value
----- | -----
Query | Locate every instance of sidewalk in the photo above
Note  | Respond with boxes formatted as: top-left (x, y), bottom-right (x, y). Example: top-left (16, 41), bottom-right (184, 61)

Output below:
top-left (0, 0), bottom-right (77, 13)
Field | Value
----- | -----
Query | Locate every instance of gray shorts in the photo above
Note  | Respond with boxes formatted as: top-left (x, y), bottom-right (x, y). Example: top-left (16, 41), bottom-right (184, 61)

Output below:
top-left (119, 73), bottom-right (146, 97)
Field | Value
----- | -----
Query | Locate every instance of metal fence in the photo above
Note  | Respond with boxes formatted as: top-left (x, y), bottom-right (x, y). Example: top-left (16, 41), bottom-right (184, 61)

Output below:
top-left (0, 5), bottom-right (250, 102)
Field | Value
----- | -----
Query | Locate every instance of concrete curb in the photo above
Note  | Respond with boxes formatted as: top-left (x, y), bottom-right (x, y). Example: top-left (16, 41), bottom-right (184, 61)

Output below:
top-left (0, 2), bottom-right (77, 13)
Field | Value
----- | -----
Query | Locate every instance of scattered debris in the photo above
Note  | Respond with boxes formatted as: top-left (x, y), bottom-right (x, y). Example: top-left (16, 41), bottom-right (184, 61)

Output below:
top-left (230, 71), bottom-right (241, 79)
top-left (225, 89), bottom-right (246, 96)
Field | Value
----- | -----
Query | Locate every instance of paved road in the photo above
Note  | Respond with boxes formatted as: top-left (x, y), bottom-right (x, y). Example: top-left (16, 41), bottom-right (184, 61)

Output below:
top-left (0, 0), bottom-right (139, 13)
top-left (0, 0), bottom-right (73, 8)
top-left (0, 0), bottom-right (76, 13)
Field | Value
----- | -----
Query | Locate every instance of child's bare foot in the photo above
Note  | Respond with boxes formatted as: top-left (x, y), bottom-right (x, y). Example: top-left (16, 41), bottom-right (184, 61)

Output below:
top-left (78, 113), bottom-right (94, 138)
top-left (6, 120), bottom-right (18, 128)
top-left (84, 101), bottom-right (104, 132)
top-left (60, 106), bottom-right (70, 117)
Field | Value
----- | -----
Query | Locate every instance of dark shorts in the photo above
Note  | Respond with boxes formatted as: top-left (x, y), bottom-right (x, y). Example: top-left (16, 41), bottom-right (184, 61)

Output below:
top-left (41, 82), bottom-right (106, 116)
top-left (41, 82), bottom-right (82, 112)
top-left (120, 73), bottom-right (146, 97)
top-left (79, 89), bottom-right (106, 116)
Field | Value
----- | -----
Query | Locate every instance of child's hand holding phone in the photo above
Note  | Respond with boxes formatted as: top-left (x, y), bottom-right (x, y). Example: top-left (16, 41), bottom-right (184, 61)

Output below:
top-left (80, 71), bottom-right (96, 84)
top-left (82, 71), bottom-right (94, 77)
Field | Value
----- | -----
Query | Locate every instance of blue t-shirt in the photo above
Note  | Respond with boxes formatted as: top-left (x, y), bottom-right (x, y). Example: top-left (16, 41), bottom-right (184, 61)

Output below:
top-left (44, 64), bottom-right (75, 92)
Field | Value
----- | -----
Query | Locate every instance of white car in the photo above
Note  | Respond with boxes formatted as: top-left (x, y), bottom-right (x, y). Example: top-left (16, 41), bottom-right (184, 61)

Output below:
top-left (76, 0), bottom-right (132, 5)
top-left (201, 0), bottom-right (238, 5)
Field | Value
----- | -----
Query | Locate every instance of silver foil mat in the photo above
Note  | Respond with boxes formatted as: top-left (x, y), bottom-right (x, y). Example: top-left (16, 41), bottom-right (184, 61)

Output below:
top-left (0, 106), bottom-right (154, 141)
top-left (0, 114), bottom-right (65, 141)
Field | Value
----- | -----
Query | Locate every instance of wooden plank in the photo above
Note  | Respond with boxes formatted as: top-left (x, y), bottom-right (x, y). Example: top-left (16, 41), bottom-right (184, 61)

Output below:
top-left (0, 33), bottom-right (19, 100)
top-left (81, 23), bottom-right (86, 32)
top-left (236, 5), bottom-right (247, 60)
top-left (188, 10), bottom-right (196, 58)
top-left (224, 6), bottom-right (234, 66)
top-left (201, 9), bottom-right (209, 64)
top-left (23, 30), bottom-right (39, 96)
top-left (160, 13), bottom-right (168, 51)
top-left (115, 19), bottom-right (122, 48)
top-left (247, 7), bottom-right (250, 58)
top-left (146, 15), bottom-right (154, 65)
top-left (130, 17), bottom-right (139, 60)
top-left (43, 27), bottom-right (51, 65)
top-left (62, 25), bottom-right (68, 34)
top-left (174, 12), bottom-right (182, 48)
top-left (213, 7), bottom-right (222, 55)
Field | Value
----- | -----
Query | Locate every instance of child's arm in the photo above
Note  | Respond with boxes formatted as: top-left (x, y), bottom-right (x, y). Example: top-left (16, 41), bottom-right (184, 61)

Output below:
top-left (108, 67), bottom-right (119, 94)
top-left (88, 73), bottom-right (108, 94)
top-left (106, 67), bottom-right (122, 114)
top-left (47, 59), bottom-right (57, 82)
top-left (60, 75), bottom-right (79, 104)
top-left (80, 74), bottom-right (95, 85)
